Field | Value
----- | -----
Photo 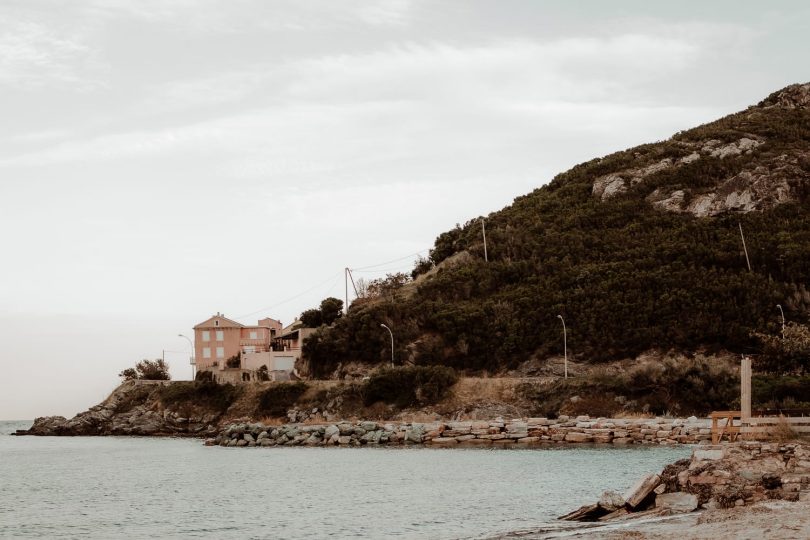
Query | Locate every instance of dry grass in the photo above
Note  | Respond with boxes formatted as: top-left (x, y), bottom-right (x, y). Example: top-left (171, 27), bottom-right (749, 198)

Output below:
top-left (612, 411), bottom-right (656, 419)
top-left (770, 416), bottom-right (800, 442)
top-left (257, 416), bottom-right (284, 426)
top-left (397, 411), bottom-right (443, 423)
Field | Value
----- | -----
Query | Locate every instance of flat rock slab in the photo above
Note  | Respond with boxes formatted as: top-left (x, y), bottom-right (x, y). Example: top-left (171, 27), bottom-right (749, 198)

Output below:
top-left (655, 492), bottom-right (698, 513)
top-left (694, 449), bottom-right (724, 461)
top-left (624, 474), bottom-right (661, 508)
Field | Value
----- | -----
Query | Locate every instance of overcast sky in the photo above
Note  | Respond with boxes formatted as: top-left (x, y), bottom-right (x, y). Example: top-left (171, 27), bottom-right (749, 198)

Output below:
top-left (1, 1), bottom-right (808, 420)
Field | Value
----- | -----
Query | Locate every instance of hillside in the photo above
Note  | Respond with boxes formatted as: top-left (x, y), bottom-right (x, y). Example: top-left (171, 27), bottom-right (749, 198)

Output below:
top-left (303, 83), bottom-right (810, 378)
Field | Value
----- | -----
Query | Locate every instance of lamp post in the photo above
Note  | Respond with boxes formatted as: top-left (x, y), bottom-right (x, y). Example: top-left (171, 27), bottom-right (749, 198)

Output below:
top-left (776, 304), bottom-right (786, 339)
top-left (557, 315), bottom-right (568, 379)
top-left (178, 334), bottom-right (195, 380)
top-left (380, 324), bottom-right (394, 367)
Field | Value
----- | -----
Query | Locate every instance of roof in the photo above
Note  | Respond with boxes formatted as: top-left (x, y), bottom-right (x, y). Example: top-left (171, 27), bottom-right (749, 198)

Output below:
top-left (193, 314), bottom-right (245, 329)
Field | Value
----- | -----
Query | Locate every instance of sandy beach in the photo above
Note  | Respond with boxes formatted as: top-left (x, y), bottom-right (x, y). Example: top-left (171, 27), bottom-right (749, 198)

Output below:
top-left (591, 498), bottom-right (810, 539)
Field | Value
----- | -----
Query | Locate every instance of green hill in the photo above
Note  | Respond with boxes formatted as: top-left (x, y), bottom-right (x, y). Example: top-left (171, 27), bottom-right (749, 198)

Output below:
top-left (304, 83), bottom-right (810, 379)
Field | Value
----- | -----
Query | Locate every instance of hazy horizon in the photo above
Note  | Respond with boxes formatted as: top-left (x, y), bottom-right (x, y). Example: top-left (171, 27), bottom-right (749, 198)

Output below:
top-left (2, 0), bottom-right (809, 420)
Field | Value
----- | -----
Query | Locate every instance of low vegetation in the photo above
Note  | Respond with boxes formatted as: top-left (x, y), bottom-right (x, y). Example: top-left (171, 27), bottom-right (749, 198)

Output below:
top-left (517, 357), bottom-right (740, 417)
top-left (156, 381), bottom-right (241, 413)
top-left (119, 359), bottom-right (171, 381)
top-left (363, 366), bottom-right (458, 408)
top-left (256, 382), bottom-right (309, 417)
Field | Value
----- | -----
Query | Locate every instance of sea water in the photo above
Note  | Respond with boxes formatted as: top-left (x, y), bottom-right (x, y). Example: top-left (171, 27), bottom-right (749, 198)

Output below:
top-left (0, 421), bottom-right (689, 539)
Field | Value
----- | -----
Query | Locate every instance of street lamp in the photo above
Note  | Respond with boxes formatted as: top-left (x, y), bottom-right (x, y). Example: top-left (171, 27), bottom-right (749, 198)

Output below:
top-left (380, 324), bottom-right (394, 367)
top-left (776, 304), bottom-right (786, 339)
top-left (178, 334), bottom-right (195, 379)
top-left (557, 315), bottom-right (568, 379)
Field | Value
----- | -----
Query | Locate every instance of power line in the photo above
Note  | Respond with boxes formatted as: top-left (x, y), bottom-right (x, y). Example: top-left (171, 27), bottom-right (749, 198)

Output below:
top-left (351, 249), bottom-right (429, 271)
top-left (234, 271), bottom-right (343, 320)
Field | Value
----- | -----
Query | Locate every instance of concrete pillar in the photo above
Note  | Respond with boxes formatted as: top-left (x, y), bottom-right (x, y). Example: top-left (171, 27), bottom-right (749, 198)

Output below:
top-left (741, 355), bottom-right (752, 421)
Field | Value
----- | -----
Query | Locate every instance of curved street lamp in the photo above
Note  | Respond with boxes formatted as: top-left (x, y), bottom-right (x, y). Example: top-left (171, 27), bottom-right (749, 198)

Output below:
top-left (178, 334), bottom-right (195, 379)
top-left (557, 315), bottom-right (568, 379)
top-left (380, 324), bottom-right (394, 367)
top-left (776, 304), bottom-right (786, 339)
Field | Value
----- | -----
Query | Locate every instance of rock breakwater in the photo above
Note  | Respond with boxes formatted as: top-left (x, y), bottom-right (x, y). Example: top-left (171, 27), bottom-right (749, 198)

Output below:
top-left (207, 415), bottom-right (711, 448)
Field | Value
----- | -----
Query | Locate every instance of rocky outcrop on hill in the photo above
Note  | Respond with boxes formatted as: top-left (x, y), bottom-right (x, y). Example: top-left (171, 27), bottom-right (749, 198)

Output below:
top-left (17, 381), bottom-right (222, 437)
top-left (592, 83), bottom-right (810, 218)
top-left (561, 441), bottom-right (810, 522)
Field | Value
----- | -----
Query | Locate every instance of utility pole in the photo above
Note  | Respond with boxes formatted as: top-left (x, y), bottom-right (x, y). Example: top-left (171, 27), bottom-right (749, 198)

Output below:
top-left (557, 315), bottom-right (568, 379)
top-left (738, 222), bottom-right (752, 272)
top-left (344, 267), bottom-right (359, 314)
top-left (380, 324), bottom-right (394, 367)
top-left (481, 218), bottom-right (488, 262)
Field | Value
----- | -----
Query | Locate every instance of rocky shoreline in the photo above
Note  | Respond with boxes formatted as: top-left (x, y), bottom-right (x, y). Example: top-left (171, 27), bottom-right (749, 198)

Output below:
top-left (561, 441), bottom-right (810, 524)
top-left (205, 415), bottom-right (712, 448)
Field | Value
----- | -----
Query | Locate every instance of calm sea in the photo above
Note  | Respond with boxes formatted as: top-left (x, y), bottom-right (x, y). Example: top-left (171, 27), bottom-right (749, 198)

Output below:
top-left (0, 421), bottom-right (689, 539)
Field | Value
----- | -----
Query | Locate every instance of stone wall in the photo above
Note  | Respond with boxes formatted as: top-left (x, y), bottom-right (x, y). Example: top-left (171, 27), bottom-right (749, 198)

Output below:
top-left (207, 415), bottom-right (712, 448)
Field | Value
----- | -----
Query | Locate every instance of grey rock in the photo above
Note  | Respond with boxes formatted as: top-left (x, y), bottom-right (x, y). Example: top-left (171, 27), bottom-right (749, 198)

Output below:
top-left (324, 425), bottom-right (340, 439)
top-left (655, 492), bottom-right (698, 513)
top-left (598, 491), bottom-right (626, 511)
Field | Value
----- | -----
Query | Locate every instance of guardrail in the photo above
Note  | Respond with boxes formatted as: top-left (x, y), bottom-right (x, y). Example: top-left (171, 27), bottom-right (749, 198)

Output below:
top-left (711, 410), bottom-right (810, 442)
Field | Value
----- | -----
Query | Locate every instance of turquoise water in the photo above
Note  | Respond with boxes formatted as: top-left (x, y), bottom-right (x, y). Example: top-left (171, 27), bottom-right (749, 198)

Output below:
top-left (0, 421), bottom-right (689, 539)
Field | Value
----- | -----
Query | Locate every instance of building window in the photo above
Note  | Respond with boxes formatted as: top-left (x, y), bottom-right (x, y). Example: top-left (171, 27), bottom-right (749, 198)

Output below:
top-left (202, 331), bottom-right (210, 342)
top-left (216, 330), bottom-right (224, 341)
top-left (250, 331), bottom-right (258, 340)
top-left (203, 347), bottom-right (211, 359)
top-left (216, 347), bottom-right (224, 359)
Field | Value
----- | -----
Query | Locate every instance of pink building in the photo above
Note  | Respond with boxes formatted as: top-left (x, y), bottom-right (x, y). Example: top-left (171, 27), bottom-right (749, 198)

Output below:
top-left (192, 313), bottom-right (314, 382)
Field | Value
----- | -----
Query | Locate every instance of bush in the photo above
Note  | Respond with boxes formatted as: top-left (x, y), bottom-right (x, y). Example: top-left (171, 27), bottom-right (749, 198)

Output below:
top-left (225, 354), bottom-right (241, 369)
top-left (518, 357), bottom-right (739, 416)
top-left (752, 375), bottom-right (810, 410)
top-left (195, 370), bottom-right (213, 382)
top-left (157, 381), bottom-right (241, 413)
top-left (256, 382), bottom-right (309, 417)
top-left (119, 359), bottom-right (171, 381)
top-left (363, 366), bottom-right (458, 408)
top-left (256, 365), bottom-right (270, 381)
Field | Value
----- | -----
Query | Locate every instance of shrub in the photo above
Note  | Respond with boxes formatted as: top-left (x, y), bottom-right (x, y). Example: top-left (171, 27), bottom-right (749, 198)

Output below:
top-left (195, 370), bottom-right (213, 382)
top-left (256, 382), bottom-right (309, 417)
top-left (225, 354), bottom-right (241, 368)
top-left (119, 359), bottom-right (171, 381)
top-left (518, 357), bottom-right (739, 416)
top-left (752, 375), bottom-right (810, 410)
top-left (256, 365), bottom-right (270, 381)
top-left (363, 366), bottom-right (458, 408)
top-left (157, 381), bottom-right (241, 413)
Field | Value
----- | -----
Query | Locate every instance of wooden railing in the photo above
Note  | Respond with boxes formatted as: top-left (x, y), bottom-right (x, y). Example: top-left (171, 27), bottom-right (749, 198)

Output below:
top-left (711, 411), bottom-right (741, 444)
top-left (711, 410), bottom-right (810, 443)
top-left (740, 416), bottom-right (810, 437)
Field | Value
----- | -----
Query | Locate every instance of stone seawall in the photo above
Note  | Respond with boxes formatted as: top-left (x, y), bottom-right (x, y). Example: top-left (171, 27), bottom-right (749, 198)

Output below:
top-left (207, 415), bottom-right (712, 447)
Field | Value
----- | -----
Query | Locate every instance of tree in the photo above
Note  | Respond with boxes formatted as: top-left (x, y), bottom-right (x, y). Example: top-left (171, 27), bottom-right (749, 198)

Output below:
top-left (119, 359), bottom-right (171, 381)
top-left (300, 308), bottom-right (323, 328)
top-left (300, 297), bottom-right (344, 328)
top-left (366, 273), bottom-right (411, 298)
top-left (319, 297), bottom-right (344, 325)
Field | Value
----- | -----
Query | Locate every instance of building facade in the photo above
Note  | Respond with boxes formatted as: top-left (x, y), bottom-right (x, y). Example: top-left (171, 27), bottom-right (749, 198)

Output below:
top-left (192, 313), bottom-right (314, 382)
